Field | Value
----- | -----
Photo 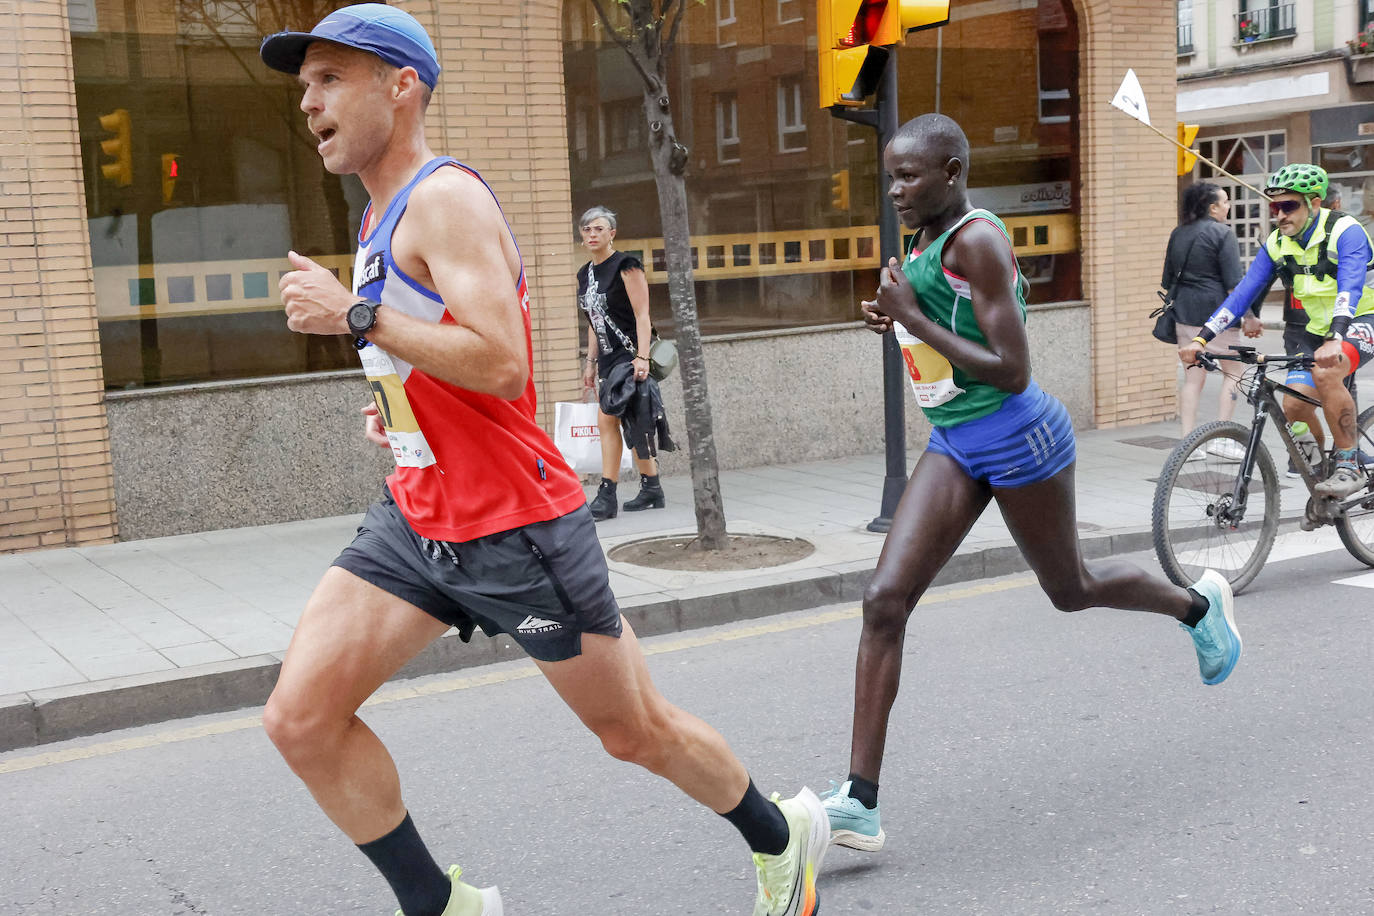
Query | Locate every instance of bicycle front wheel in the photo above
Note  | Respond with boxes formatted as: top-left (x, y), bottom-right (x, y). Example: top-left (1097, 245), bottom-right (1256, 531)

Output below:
top-left (1152, 420), bottom-right (1279, 594)
top-left (1335, 404), bottom-right (1374, 567)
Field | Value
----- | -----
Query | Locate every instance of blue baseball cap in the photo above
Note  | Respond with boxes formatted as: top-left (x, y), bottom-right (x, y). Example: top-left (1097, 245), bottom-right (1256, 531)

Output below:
top-left (260, 3), bottom-right (440, 90)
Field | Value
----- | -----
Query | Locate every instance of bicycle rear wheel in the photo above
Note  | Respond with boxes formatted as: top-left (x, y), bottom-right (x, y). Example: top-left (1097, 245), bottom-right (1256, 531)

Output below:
top-left (1335, 404), bottom-right (1374, 567)
top-left (1152, 420), bottom-right (1279, 594)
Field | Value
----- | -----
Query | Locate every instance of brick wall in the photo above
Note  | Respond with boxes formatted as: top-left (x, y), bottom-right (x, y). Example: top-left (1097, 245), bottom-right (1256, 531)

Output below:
top-left (403, 0), bottom-right (584, 428)
top-left (1078, 0), bottom-right (1180, 426)
top-left (0, 0), bottom-right (117, 551)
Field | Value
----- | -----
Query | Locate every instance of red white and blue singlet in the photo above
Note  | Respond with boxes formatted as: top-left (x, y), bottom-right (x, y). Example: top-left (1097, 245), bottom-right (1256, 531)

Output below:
top-left (353, 157), bottom-right (586, 542)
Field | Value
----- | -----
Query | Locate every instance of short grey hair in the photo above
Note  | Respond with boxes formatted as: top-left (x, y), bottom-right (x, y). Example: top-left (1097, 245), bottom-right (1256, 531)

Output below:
top-left (578, 205), bottom-right (617, 231)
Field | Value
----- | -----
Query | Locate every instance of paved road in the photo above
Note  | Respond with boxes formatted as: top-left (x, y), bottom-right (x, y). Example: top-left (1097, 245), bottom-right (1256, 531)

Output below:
top-left (3, 535), bottom-right (1373, 915)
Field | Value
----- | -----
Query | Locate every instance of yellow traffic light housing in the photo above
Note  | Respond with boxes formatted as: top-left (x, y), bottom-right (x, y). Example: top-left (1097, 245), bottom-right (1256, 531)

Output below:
top-left (895, 0), bottom-right (950, 35)
top-left (1177, 122), bottom-right (1200, 176)
top-left (98, 108), bottom-right (133, 187)
top-left (817, 1), bottom-right (951, 108)
top-left (161, 153), bottom-right (179, 204)
top-left (831, 169), bottom-right (851, 210)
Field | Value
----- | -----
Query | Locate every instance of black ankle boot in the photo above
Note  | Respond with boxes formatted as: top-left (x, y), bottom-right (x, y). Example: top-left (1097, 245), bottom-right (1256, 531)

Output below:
top-left (588, 479), bottom-right (618, 520)
top-left (622, 474), bottom-right (665, 512)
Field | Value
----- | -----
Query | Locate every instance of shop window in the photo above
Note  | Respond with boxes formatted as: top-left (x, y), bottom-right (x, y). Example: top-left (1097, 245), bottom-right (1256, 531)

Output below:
top-left (72, 0), bottom-right (365, 389)
top-left (1315, 141), bottom-right (1374, 234)
top-left (561, 0), bottom-right (1083, 335)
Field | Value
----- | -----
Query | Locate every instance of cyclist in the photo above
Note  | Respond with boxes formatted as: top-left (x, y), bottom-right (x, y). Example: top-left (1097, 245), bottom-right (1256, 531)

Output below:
top-left (1180, 164), bottom-right (1374, 498)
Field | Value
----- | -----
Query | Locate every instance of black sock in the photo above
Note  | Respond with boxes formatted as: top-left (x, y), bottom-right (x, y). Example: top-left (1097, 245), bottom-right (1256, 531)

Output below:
top-left (720, 779), bottom-right (790, 856)
top-left (845, 773), bottom-right (879, 809)
top-left (1183, 588), bottom-right (1209, 628)
top-left (357, 812), bottom-right (451, 916)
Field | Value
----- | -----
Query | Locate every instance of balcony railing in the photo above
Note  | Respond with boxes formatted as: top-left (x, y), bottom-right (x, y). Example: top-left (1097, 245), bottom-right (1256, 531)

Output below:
top-left (1235, 3), bottom-right (1297, 43)
top-left (1178, 21), bottom-right (1194, 55)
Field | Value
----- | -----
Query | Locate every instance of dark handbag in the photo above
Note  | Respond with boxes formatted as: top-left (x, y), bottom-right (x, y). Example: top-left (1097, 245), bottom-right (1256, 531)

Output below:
top-left (1150, 292), bottom-right (1179, 344)
top-left (647, 336), bottom-right (677, 381)
top-left (1150, 232), bottom-right (1201, 344)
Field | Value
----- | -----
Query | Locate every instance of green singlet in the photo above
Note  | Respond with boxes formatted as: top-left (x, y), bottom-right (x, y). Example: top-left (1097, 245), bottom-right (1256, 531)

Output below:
top-left (894, 208), bottom-right (1028, 428)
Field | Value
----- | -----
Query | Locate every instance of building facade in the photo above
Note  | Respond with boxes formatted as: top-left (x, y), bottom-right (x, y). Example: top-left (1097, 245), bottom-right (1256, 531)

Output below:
top-left (1178, 0), bottom-right (1374, 266)
top-left (1, 0), bottom-right (1179, 550)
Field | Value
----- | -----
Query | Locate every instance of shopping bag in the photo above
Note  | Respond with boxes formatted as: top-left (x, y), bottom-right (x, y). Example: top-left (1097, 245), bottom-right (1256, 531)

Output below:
top-left (553, 400), bottom-right (634, 475)
top-left (554, 400), bottom-right (603, 474)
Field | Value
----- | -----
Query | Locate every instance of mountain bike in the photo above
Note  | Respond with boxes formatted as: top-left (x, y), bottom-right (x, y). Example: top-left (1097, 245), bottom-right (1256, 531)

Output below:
top-left (1151, 345), bottom-right (1374, 593)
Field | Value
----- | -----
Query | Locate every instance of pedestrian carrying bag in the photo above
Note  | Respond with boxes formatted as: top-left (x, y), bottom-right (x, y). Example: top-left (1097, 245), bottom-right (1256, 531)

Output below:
top-left (1151, 232), bottom-right (1201, 343)
top-left (553, 399), bottom-right (633, 475)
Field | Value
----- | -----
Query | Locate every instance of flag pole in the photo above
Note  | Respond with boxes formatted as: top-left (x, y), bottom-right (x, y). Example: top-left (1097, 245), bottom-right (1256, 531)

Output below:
top-left (1132, 117), bottom-right (1270, 197)
top-left (1108, 69), bottom-right (1271, 198)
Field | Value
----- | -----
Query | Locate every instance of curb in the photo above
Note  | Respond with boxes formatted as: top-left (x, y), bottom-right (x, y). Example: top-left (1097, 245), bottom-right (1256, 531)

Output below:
top-left (0, 524), bottom-right (1184, 753)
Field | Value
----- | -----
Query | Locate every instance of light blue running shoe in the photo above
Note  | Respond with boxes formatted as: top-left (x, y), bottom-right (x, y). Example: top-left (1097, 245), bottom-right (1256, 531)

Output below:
top-left (1183, 569), bottom-right (1241, 685)
top-left (820, 780), bottom-right (886, 851)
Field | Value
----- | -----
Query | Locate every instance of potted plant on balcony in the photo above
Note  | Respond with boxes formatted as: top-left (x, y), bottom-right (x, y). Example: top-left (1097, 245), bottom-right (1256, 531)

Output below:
top-left (1348, 23), bottom-right (1374, 83)
top-left (1238, 18), bottom-right (1262, 42)
top-left (1348, 23), bottom-right (1374, 55)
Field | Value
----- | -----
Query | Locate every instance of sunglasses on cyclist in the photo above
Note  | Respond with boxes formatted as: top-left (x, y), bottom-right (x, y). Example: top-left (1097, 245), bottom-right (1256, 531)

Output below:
top-left (1268, 199), bottom-right (1304, 215)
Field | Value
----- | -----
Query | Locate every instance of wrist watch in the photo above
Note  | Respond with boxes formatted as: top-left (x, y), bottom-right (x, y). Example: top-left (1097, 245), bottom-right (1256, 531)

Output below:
top-left (347, 298), bottom-right (382, 347)
top-left (1326, 331), bottom-right (1344, 343)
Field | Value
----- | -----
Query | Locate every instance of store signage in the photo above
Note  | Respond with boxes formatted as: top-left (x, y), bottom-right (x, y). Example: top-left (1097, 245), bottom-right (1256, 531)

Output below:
top-left (970, 181), bottom-right (1073, 215)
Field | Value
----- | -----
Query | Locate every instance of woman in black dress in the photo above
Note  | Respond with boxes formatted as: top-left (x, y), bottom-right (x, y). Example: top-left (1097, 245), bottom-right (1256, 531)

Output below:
top-left (577, 206), bottom-right (664, 519)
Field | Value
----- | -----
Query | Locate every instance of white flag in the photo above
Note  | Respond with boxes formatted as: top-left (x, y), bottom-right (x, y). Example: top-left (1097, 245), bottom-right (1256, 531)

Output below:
top-left (1109, 69), bottom-right (1151, 126)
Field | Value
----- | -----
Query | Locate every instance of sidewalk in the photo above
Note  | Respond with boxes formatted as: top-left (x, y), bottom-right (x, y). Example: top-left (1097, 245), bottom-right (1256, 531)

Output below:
top-left (0, 414), bottom-right (1299, 751)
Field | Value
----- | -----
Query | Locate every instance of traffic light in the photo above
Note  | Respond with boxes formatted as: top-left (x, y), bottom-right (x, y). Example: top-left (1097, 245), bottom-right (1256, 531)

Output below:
top-left (161, 153), bottom-right (179, 204)
top-left (1176, 122), bottom-right (1200, 175)
top-left (831, 169), bottom-right (850, 210)
top-left (818, 0), bottom-right (951, 108)
top-left (98, 108), bottom-right (132, 187)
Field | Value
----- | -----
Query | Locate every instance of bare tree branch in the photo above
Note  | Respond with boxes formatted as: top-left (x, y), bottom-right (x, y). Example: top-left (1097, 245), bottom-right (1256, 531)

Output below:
top-left (587, 0), bottom-right (661, 93)
top-left (663, 0), bottom-right (686, 56)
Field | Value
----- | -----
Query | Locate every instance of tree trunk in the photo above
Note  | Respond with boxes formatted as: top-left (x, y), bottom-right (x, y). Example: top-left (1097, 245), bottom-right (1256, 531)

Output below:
top-left (641, 92), bottom-right (728, 550)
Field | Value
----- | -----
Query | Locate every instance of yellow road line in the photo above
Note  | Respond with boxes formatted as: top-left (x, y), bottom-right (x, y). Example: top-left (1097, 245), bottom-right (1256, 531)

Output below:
top-left (0, 575), bottom-right (1033, 776)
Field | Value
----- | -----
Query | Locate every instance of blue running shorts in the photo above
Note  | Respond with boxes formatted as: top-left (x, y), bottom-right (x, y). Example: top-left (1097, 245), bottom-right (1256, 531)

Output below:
top-left (925, 380), bottom-right (1076, 488)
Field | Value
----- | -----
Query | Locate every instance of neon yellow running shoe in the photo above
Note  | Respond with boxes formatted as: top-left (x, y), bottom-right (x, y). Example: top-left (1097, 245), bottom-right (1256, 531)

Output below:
top-left (751, 787), bottom-right (830, 916)
top-left (394, 865), bottom-right (502, 916)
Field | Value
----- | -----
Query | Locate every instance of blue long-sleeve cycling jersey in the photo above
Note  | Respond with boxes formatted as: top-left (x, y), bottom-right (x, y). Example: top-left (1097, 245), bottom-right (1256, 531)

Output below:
top-left (1200, 211), bottom-right (1372, 340)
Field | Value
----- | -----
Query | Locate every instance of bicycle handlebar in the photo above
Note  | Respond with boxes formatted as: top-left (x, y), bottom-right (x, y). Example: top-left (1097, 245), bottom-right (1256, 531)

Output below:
top-left (1196, 346), bottom-right (1314, 373)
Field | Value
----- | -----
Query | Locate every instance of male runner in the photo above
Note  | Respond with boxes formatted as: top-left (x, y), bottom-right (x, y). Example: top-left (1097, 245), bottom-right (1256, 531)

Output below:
top-left (818, 114), bottom-right (1240, 853)
top-left (257, 7), bottom-right (826, 915)
top-left (1180, 164), bottom-right (1374, 499)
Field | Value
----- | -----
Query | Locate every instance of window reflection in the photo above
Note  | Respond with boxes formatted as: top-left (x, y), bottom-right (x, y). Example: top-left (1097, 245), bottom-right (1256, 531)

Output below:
top-left (563, 0), bottom-right (1083, 337)
top-left (72, 0), bottom-right (362, 389)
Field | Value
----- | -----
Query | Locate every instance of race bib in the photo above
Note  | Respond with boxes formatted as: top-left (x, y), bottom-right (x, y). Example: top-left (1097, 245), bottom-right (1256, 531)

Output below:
top-left (358, 344), bottom-right (436, 469)
top-left (894, 322), bottom-right (964, 408)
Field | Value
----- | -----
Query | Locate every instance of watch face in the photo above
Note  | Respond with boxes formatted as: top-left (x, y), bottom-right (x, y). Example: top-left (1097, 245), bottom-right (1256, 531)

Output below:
top-left (348, 301), bottom-right (374, 334)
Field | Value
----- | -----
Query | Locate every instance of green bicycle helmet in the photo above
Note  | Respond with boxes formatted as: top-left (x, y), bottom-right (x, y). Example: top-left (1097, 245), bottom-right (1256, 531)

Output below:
top-left (1266, 163), bottom-right (1329, 199)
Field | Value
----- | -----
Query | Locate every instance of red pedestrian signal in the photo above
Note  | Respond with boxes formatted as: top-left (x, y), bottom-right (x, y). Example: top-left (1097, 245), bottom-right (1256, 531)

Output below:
top-left (817, 1), bottom-right (951, 108)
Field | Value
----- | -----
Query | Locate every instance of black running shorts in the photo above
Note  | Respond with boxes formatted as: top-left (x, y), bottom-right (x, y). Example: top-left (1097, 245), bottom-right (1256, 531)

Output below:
top-left (333, 489), bottom-right (623, 662)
